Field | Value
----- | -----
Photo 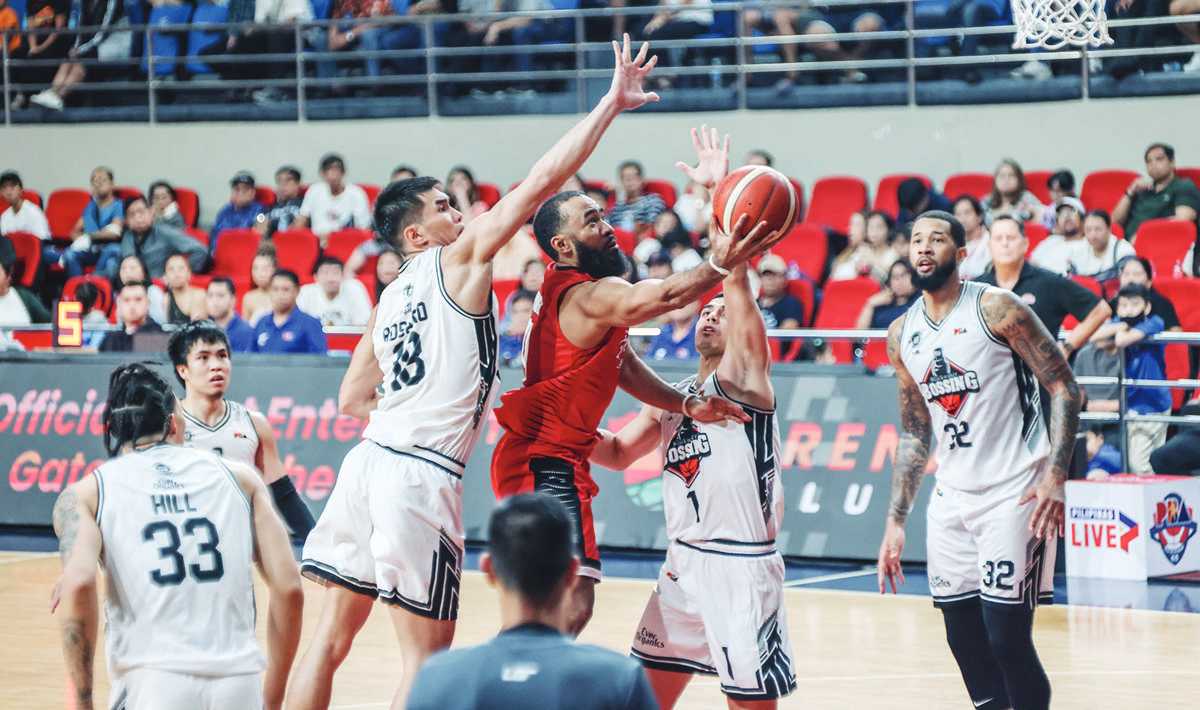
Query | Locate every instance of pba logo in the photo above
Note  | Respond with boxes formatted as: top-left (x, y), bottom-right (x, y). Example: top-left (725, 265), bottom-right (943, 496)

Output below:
top-left (664, 419), bottom-right (711, 487)
top-left (919, 348), bottom-right (980, 418)
top-left (1150, 493), bottom-right (1197, 565)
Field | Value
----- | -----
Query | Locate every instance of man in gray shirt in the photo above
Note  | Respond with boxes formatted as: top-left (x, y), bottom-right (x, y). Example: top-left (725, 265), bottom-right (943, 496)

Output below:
top-left (407, 494), bottom-right (658, 710)
top-left (116, 196), bottom-right (208, 279)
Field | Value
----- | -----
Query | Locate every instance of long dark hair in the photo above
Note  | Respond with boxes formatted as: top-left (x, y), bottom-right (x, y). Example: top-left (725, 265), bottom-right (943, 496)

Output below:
top-left (102, 363), bottom-right (177, 456)
top-left (987, 158), bottom-right (1028, 209)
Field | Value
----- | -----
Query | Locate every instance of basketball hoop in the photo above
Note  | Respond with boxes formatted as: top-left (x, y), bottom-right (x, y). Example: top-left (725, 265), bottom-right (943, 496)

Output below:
top-left (1012, 0), bottom-right (1115, 49)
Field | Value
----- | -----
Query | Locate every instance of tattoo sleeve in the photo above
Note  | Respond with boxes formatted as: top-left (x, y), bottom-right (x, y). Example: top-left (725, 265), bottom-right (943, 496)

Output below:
top-left (886, 322), bottom-right (932, 525)
top-left (53, 489), bottom-right (80, 561)
top-left (982, 290), bottom-right (1082, 483)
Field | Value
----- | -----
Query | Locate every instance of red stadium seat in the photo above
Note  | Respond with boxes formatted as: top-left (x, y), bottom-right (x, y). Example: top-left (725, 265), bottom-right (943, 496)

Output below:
top-left (211, 228), bottom-right (262, 279)
top-left (1024, 170), bottom-right (1055, 205)
top-left (862, 339), bottom-right (890, 370)
top-left (643, 179), bottom-right (677, 209)
top-left (873, 173), bottom-right (931, 219)
top-left (1062, 275), bottom-right (1102, 329)
top-left (114, 186), bottom-right (143, 202)
top-left (358, 272), bottom-right (379, 304)
top-left (476, 182), bottom-right (502, 208)
top-left (175, 187), bottom-right (200, 227)
top-left (185, 227), bottom-right (209, 249)
top-left (1131, 219), bottom-right (1196, 277)
top-left (1155, 278), bottom-right (1200, 331)
top-left (943, 172), bottom-right (993, 200)
top-left (582, 179), bottom-right (617, 210)
top-left (1081, 169), bottom-right (1139, 213)
top-left (613, 227), bottom-right (636, 256)
top-left (189, 273), bottom-right (213, 290)
top-left (493, 278), bottom-right (519, 315)
top-left (325, 228), bottom-right (373, 264)
top-left (785, 278), bottom-right (816, 326)
top-left (814, 277), bottom-right (880, 362)
top-left (6, 231), bottom-right (42, 287)
top-left (805, 176), bottom-right (868, 232)
top-left (46, 188), bottom-right (91, 239)
top-left (63, 275), bottom-right (113, 315)
top-left (254, 186), bottom-right (277, 208)
top-left (1175, 167), bottom-right (1200, 189)
top-left (358, 183), bottom-right (381, 207)
top-left (273, 229), bottom-right (320, 279)
top-left (1164, 344), bottom-right (1190, 410)
top-left (1024, 222), bottom-right (1050, 255)
top-left (786, 177), bottom-right (806, 223)
top-left (773, 223), bottom-right (828, 283)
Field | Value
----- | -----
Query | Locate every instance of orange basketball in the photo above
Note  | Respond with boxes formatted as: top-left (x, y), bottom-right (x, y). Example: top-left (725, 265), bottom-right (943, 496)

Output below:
top-left (711, 166), bottom-right (799, 241)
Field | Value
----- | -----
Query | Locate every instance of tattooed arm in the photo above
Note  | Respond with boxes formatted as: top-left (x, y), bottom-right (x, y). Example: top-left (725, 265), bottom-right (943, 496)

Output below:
top-left (981, 288), bottom-right (1082, 540)
top-left (878, 316), bottom-right (932, 594)
top-left (52, 477), bottom-right (102, 710)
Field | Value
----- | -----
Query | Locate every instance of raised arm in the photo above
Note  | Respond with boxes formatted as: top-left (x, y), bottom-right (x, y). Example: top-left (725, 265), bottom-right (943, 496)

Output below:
top-left (981, 289), bottom-right (1082, 540)
top-left (715, 263), bottom-right (773, 408)
top-left (444, 35), bottom-right (659, 267)
top-left (591, 406), bottom-right (663, 470)
top-left (338, 308), bottom-right (383, 419)
top-left (878, 317), bottom-right (932, 594)
top-left (52, 477), bottom-right (102, 710)
top-left (620, 349), bottom-right (749, 424)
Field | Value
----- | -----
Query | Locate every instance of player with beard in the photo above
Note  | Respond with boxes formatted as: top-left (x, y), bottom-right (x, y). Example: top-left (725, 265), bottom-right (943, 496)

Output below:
top-left (876, 211), bottom-right (1082, 710)
top-left (491, 126), bottom-right (787, 636)
top-left (168, 320), bottom-right (315, 540)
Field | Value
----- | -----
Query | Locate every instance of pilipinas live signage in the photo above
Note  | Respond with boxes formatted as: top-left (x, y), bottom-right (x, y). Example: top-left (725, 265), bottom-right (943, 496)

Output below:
top-left (0, 354), bottom-right (932, 562)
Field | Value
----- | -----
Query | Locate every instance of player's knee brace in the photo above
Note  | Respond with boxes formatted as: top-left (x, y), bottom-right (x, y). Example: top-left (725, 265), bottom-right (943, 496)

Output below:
top-left (980, 603), bottom-right (1050, 710)
top-left (940, 599), bottom-right (1011, 710)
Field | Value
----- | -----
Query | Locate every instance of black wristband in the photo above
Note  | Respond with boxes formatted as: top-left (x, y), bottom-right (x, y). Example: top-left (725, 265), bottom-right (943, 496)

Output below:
top-left (269, 476), bottom-right (316, 541)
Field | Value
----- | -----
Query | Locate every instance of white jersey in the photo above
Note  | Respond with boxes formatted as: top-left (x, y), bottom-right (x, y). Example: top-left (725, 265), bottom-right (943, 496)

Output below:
top-left (94, 445), bottom-right (262, 678)
top-left (898, 281), bottom-right (1050, 492)
top-left (182, 400), bottom-right (260, 468)
top-left (362, 247), bottom-right (500, 476)
top-left (658, 373), bottom-right (784, 554)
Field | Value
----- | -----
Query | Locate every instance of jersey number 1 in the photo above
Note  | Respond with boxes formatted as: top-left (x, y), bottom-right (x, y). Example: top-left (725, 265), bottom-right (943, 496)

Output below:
top-left (143, 517), bottom-right (225, 586)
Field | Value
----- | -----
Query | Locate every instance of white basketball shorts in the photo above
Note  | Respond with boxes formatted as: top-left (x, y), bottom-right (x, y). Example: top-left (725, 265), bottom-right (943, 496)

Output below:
top-left (926, 465), bottom-right (1056, 610)
top-left (110, 669), bottom-right (261, 710)
top-left (630, 541), bottom-right (797, 701)
top-left (301, 439), bottom-right (464, 621)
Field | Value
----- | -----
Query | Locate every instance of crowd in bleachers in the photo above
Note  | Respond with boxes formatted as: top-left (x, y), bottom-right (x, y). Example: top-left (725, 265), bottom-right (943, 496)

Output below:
top-left (1, 141), bottom-right (1199, 471)
top-left (4, 0), bottom-right (1200, 112)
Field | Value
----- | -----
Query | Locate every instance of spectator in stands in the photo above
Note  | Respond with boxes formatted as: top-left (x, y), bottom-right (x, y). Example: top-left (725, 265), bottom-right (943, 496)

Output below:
top-left (1151, 394), bottom-right (1200, 474)
top-left (27, 0), bottom-right (124, 111)
top-left (0, 170), bottom-right (53, 266)
top-left (73, 281), bottom-right (109, 327)
top-left (8, 0), bottom-right (70, 110)
top-left (222, 0), bottom-right (313, 105)
top-left (1114, 256), bottom-right (1181, 331)
top-left (374, 247), bottom-right (402, 301)
top-left (118, 196), bottom-right (208, 279)
top-left (830, 210), bottom-right (870, 280)
top-left (1042, 170), bottom-right (1077, 229)
top-left (298, 255), bottom-right (372, 327)
top-left (1112, 143), bottom-right (1200, 240)
top-left (446, 166), bottom-right (489, 224)
top-left (64, 166), bottom-right (125, 278)
top-left (0, 251), bottom-right (49, 325)
top-left (673, 180), bottom-right (712, 234)
top-left (205, 277), bottom-right (256, 352)
top-left (953, 195), bottom-right (991, 279)
top-left (211, 171), bottom-right (266, 253)
top-left (499, 290), bottom-right (534, 366)
top-left (1069, 209), bottom-right (1135, 280)
top-left (1030, 196), bottom-right (1086, 274)
top-left (864, 211), bottom-right (898, 279)
top-left (296, 154), bottom-right (371, 243)
top-left (979, 216), bottom-right (1112, 356)
top-left (896, 178), bottom-right (952, 227)
top-left (1084, 428), bottom-right (1124, 479)
top-left (115, 254), bottom-right (167, 323)
top-left (745, 5), bottom-right (882, 90)
top-left (647, 299), bottom-right (700, 360)
top-left (0, 0), bottom-right (18, 61)
top-left (646, 250), bottom-right (673, 281)
top-left (315, 0), bottom-right (424, 90)
top-left (984, 158), bottom-right (1045, 225)
top-left (757, 253), bottom-right (804, 330)
top-left (242, 250), bottom-right (277, 324)
top-left (745, 149), bottom-right (773, 167)
top-left (391, 165), bottom-right (418, 182)
top-left (1087, 283), bottom-right (1171, 473)
top-left (641, 0), bottom-right (714, 86)
top-left (517, 257), bottom-right (546, 299)
top-left (98, 280), bottom-right (164, 352)
top-left (148, 181), bottom-right (185, 229)
top-left (261, 166), bottom-right (304, 238)
top-left (607, 161), bottom-right (667, 232)
top-left (164, 253), bottom-right (207, 324)
top-left (253, 269), bottom-right (328, 354)
top-left (856, 259), bottom-right (918, 329)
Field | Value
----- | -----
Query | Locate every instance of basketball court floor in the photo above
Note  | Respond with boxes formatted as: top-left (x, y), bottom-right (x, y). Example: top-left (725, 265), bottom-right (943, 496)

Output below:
top-left (2, 538), bottom-right (1197, 709)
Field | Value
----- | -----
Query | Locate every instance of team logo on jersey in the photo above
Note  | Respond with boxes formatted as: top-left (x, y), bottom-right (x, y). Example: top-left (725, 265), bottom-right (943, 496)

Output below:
top-left (664, 418), bottom-right (711, 487)
top-left (153, 463), bottom-right (173, 476)
top-left (183, 430), bottom-right (193, 441)
top-left (919, 347), bottom-right (980, 418)
top-left (1150, 493), bottom-right (1197, 565)
top-left (233, 431), bottom-right (249, 440)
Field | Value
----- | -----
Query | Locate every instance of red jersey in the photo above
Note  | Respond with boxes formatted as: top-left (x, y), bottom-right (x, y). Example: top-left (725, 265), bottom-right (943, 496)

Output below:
top-left (494, 265), bottom-right (628, 463)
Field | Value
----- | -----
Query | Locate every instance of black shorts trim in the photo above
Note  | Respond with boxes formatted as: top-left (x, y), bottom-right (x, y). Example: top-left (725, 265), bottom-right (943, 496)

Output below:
top-left (371, 440), bottom-right (463, 479)
top-left (377, 588), bottom-right (458, 621)
top-left (932, 590), bottom-right (981, 609)
top-left (631, 649), bottom-right (718, 676)
top-left (676, 540), bottom-right (777, 558)
top-left (300, 560), bottom-right (379, 599)
top-left (980, 591), bottom-right (1055, 612)
top-left (722, 683), bottom-right (798, 702)
top-left (376, 530), bottom-right (462, 621)
top-left (414, 444), bottom-right (466, 468)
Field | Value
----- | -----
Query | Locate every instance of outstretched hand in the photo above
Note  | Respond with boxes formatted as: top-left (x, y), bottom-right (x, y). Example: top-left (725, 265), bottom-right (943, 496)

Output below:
top-left (675, 125), bottom-right (730, 191)
top-left (877, 518), bottom-right (906, 594)
top-left (686, 394), bottom-right (751, 424)
top-left (708, 214), bottom-right (784, 272)
top-left (607, 33), bottom-right (660, 112)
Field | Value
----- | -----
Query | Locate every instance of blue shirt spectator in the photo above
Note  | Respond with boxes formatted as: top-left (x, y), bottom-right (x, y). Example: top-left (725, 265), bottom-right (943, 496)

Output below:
top-left (253, 308), bottom-right (327, 354)
top-left (1121, 313), bottom-right (1170, 414)
top-left (499, 332), bottom-right (524, 365)
top-left (210, 171), bottom-right (266, 252)
top-left (83, 199), bottom-right (124, 235)
top-left (1085, 430), bottom-right (1123, 477)
top-left (648, 316), bottom-right (698, 360)
top-left (225, 314), bottom-right (256, 353)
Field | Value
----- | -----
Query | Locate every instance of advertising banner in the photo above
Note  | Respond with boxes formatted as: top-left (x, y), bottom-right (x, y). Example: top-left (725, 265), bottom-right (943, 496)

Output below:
top-left (0, 354), bottom-right (933, 562)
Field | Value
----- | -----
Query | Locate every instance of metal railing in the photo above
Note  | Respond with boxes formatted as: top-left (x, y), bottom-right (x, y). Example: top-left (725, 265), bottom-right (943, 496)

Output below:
top-left (4, 1), bottom-right (1200, 124)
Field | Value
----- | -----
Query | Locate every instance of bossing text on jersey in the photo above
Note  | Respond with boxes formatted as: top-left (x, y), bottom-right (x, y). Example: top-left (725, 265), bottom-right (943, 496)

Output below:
top-left (665, 419), bottom-right (711, 487)
top-left (919, 347), bottom-right (981, 418)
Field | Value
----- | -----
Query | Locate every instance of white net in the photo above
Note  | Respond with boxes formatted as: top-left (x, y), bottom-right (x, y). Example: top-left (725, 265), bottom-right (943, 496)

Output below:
top-left (1012, 0), bottom-right (1115, 49)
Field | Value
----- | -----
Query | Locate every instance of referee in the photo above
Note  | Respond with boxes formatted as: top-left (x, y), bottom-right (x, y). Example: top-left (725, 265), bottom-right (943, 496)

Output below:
top-left (407, 494), bottom-right (658, 710)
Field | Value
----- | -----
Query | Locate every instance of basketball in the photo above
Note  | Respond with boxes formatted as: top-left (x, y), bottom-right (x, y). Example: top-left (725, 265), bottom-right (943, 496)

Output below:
top-left (711, 166), bottom-right (799, 240)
